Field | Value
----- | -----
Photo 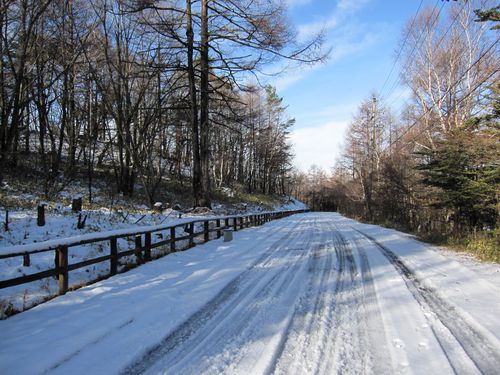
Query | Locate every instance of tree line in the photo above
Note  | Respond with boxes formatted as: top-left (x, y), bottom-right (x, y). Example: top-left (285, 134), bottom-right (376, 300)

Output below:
top-left (295, 1), bottom-right (499, 242)
top-left (0, 0), bottom-right (323, 207)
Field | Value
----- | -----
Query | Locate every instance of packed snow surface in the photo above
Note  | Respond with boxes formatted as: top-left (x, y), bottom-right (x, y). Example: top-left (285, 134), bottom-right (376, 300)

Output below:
top-left (1, 212), bottom-right (500, 374)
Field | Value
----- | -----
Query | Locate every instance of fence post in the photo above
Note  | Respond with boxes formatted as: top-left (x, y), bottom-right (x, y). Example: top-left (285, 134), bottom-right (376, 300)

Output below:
top-left (233, 217), bottom-right (238, 231)
top-left (135, 235), bottom-right (143, 264)
top-left (225, 218), bottom-right (229, 230)
top-left (4, 209), bottom-right (8, 231)
top-left (110, 237), bottom-right (118, 275)
top-left (23, 254), bottom-right (30, 267)
top-left (189, 222), bottom-right (195, 247)
top-left (216, 219), bottom-right (221, 238)
top-left (145, 232), bottom-right (152, 260)
top-left (37, 204), bottom-right (45, 227)
top-left (57, 246), bottom-right (68, 295)
top-left (72, 197), bottom-right (82, 212)
top-left (239, 217), bottom-right (244, 230)
top-left (170, 227), bottom-right (176, 252)
top-left (204, 220), bottom-right (209, 242)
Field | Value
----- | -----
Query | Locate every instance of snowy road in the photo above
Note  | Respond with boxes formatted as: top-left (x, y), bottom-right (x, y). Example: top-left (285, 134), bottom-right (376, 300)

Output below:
top-left (2, 213), bottom-right (500, 374)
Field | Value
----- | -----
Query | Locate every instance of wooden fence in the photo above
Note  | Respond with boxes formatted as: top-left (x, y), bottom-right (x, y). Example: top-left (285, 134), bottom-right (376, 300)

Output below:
top-left (0, 210), bottom-right (307, 296)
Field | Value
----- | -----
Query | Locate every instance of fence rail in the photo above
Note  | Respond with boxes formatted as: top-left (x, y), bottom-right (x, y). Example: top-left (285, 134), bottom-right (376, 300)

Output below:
top-left (0, 209), bottom-right (308, 295)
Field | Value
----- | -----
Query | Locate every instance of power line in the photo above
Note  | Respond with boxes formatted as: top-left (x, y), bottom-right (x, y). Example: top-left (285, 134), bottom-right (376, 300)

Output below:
top-left (379, 0), bottom-right (427, 98)
top-left (404, 66), bottom-right (498, 145)
top-left (387, 37), bottom-right (499, 150)
top-left (380, 0), bottom-right (444, 100)
top-left (385, 0), bottom-right (469, 108)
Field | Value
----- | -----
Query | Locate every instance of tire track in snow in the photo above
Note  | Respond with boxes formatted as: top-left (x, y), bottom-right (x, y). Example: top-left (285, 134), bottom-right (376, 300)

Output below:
top-left (271, 219), bottom-right (376, 375)
top-left (314, 229), bottom-right (365, 374)
top-left (265, 224), bottom-right (335, 375)
top-left (121, 215), bottom-right (314, 375)
top-left (162, 230), bottom-right (316, 375)
top-left (352, 239), bottom-right (393, 375)
top-left (190, 229), bottom-right (321, 375)
top-left (42, 318), bottom-right (135, 374)
top-left (355, 228), bottom-right (500, 375)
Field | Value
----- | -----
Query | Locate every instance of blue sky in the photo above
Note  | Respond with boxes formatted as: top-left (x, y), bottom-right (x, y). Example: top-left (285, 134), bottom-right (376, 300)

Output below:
top-left (268, 0), bottom-right (440, 171)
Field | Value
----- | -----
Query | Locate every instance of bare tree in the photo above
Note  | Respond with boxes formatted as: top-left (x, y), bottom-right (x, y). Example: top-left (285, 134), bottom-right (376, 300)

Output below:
top-left (342, 94), bottom-right (393, 221)
top-left (399, 0), bottom-right (497, 148)
top-left (0, 0), bottom-right (53, 180)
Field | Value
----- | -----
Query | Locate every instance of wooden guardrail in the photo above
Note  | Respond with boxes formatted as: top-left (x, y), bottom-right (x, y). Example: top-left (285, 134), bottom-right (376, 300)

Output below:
top-left (0, 209), bottom-right (308, 296)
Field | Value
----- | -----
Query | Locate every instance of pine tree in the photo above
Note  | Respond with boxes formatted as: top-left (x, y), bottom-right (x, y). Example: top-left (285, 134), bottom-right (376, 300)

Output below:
top-left (474, 6), bottom-right (500, 29)
top-left (417, 86), bottom-right (499, 232)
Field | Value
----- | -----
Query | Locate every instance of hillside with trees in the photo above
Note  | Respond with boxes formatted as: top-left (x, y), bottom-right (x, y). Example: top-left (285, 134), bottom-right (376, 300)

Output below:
top-left (0, 0), bottom-right (324, 209)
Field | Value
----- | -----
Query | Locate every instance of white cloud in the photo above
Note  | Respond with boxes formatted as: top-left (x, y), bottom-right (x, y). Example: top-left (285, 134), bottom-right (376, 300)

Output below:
top-left (386, 86), bottom-right (412, 109)
top-left (307, 102), bottom-right (359, 125)
top-left (337, 0), bottom-right (371, 13)
top-left (272, 63), bottom-right (323, 91)
top-left (273, 1), bottom-right (380, 92)
top-left (285, 0), bottom-right (313, 7)
top-left (290, 120), bottom-right (350, 171)
top-left (297, 17), bottom-right (337, 43)
top-left (274, 72), bottom-right (306, 91)
top-left (296, 0), bottom-right (372, 42)
top-left (271, 28), bottom-right (380, 92)
top-left (329, 28), bottom-right (381, 61)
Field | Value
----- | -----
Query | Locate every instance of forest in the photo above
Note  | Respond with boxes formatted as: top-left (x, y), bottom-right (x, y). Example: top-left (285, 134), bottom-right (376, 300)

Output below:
top-left (0, 0), bottom-right (322, 208)
top-left (293, 1), bottom-right (499, 260)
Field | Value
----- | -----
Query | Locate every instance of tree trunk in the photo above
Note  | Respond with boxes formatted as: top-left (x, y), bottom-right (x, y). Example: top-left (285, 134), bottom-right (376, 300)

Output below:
top-left (186, 0), bottom-right (203, 207)
top-left (199, 0), bottom-right (211, 208)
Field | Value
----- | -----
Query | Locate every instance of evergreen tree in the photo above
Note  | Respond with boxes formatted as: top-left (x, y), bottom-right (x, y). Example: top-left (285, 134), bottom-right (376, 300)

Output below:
top-left (474, 6), bottom-right (500, 29)
top-left (417, 86), bottom-right (499, 232)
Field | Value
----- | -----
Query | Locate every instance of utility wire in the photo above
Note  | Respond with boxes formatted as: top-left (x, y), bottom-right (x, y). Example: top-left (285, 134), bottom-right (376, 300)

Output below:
top-left (379, 0), bottom-right (438, 98)
top-left (385, 0), bottom-right (469, 108)
top-left (384, 64), bottom-right (499, 185)
top-left (400, 66), bottom-right (499, 147)
top-left (386, 37), bottom-right (499, 151)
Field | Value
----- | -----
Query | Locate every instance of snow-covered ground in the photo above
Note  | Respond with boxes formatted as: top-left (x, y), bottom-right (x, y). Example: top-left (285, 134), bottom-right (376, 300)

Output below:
top-left (0, 198), bottom-right (306, 315)
top-left (1, 212), bottom-right (499, 374)
top-left (0, 197), bottom-right (307, 249)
